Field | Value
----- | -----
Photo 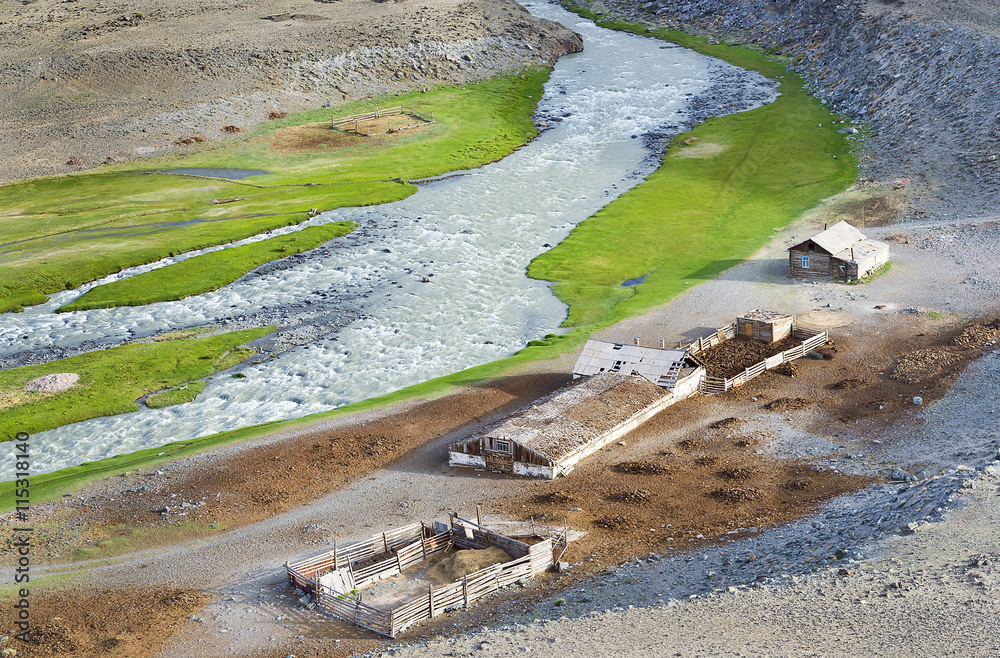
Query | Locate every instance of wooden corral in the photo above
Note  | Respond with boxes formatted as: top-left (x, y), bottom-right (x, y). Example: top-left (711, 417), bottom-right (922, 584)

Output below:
top-left (449, 368), bottom-right (703, 479)
top-left (331, 105), bottom-right (434, 136)
top-left (788, 220), bottom-right (889, 280)
top-left (285, 514), bottom-right (570, 638)
top-left (737, 309), bottom-right (794, 344)
top-left (683, 317), bottom-right (829, 394)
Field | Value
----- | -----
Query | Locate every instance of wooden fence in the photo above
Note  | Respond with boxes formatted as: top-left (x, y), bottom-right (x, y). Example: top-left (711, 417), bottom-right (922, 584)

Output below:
top-left (697, 325), bottom-right (829, 394)
top-left (286, 522), bottom-right (428, 592)
top-left (682, 322), bottom-right (737, 355)
top-left (286, 515), bottom-right (560, 638)
top-left (331, 105), bottom-right (435, 134)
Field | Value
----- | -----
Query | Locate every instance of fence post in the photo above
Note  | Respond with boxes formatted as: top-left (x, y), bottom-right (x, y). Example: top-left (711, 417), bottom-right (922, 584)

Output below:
top-left (383, 532), bottom-right (389, 555)
top-left (428, 585), bottom-right (435, 618)
top-left (463, 575), bottom-right (469, 608)
top-left (333, 538), bottom-right (338, 570)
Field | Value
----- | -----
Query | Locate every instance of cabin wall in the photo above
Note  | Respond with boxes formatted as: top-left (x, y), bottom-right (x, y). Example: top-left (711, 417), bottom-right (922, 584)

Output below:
top-left (449, 451), bottom-right (486, 469)
top-left (513, 461), bottom-right (555, 479)
top-left (856, 246), bottom-right (890, 278)
top-left (789, 247), bottom-right (831, 277)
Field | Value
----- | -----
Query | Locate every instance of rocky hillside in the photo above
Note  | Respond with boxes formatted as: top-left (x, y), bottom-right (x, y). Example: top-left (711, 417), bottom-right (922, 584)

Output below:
top-left (0, 0), bottom-right (581, 182)
top-left (598, 0), bottom-right (1000, 219)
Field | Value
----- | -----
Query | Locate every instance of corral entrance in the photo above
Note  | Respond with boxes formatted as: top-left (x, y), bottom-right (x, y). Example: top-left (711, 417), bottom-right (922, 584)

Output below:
top-left (331, 105), bottom-right (435, 136)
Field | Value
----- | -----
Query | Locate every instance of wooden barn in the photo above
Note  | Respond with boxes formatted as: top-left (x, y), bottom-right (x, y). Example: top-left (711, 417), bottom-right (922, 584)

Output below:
top-left (449, 366), bottom-right (703, 479)
top-left (788, 220), bottom-right (889, 280)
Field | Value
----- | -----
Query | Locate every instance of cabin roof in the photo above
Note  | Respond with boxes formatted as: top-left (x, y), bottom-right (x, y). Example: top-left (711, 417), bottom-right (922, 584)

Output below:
top-left (469, 372), bottom-right (669, 463)
top-left (790, 220), bottom-right (869, 256)
top-left (573, 339), bottom-right (696, 388)
top-left (831, 239), bottom-right (889, 264)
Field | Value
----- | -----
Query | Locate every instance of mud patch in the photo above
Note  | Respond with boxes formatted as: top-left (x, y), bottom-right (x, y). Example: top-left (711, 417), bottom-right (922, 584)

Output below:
top-left (765, 397), bottom-right (813, 412)
top-left (697, 336), bottom-right (802, 379)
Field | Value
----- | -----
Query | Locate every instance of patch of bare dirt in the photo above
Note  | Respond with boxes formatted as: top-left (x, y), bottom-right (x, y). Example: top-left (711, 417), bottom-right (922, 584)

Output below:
top-left (613, 460), bottom-right (670, 475)
top-left (951, 318), bottom-right (1000, 348)
top-left (765, 397), bottom-right (813, 412)
top-left (270, 121), bottom-right (373, 152)
top-left (892, 348), bottom-right (970, 384)
top-left (0, 586), bottom-right (207, 658)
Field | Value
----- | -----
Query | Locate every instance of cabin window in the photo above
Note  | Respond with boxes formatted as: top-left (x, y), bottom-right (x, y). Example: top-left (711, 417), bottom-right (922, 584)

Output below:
top-left (800, 254), bottom-right (811, 269)
top-left (807, 243), bottom-right (815, 252)
top-left (495, 440), bottom-right (511, 453)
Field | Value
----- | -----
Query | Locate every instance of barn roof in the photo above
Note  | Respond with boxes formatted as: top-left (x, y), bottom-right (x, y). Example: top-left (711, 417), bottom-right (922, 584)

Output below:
top-left (791, 220), bottom-right (868, 256)
top-left (472, 372), bottom-right (669, 463)
top-left (573, 339), bottom-right (696, 389)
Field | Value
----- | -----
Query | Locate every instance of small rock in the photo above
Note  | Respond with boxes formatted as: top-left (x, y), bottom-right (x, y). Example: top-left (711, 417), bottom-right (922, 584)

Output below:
top-left (912, 396), bottom-right (923, 405)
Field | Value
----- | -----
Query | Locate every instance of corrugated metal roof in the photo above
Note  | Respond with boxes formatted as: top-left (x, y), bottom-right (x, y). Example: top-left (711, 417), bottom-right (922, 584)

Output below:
top-left (573, 339), bottom-right (693, 389)
top-left (794, 220), bottom-right (868, 255)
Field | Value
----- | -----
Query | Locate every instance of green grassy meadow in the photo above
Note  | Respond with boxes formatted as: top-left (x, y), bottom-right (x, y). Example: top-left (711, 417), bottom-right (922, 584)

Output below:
top-left (0, 326), bottom-right (272, 440)
top-left (60, 221), bottom-right (356, 311)
top-left (0, 68), bottom-right (550, 313)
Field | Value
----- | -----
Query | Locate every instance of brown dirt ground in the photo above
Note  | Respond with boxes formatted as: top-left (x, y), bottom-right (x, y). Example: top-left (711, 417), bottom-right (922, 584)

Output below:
top-left (0, 586), bottom-right (207, 657)
top-left (14, 318), bottom-right (1000, 658)
top-left (268, 121), bottom-right (430, 153)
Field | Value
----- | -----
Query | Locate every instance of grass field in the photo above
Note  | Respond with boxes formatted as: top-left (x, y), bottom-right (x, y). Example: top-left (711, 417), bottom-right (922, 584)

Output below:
top-left (0, 68), bottom-right (550, 313)
top-left (0, 12), bottom-right (859, 506)
top-left (145, 380), bottom-right (208, 409)
top-left (0, 327), bottom-right (273, 440)
top-left (60, 221), bottom-right (356, 311)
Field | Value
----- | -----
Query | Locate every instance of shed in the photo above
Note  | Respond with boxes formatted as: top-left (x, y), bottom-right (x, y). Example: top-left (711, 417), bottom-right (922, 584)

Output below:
top-left (788, 220), bottom-right (889, 280)
top-left (449, 369), bottom-right (703, 479)
top-left (737, 309), bottom-right (794, 344)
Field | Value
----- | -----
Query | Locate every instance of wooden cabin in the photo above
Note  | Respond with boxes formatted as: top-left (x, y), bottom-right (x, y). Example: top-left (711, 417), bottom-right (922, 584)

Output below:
top-left (788, 220), bottom-right (889, 280)
top-left (450, 346), bottom-right (705, 479)
top-left (737, 309), bottom-right (794, 344)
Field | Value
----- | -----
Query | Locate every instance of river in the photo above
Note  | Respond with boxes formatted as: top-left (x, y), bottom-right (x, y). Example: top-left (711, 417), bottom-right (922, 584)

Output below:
top-left (0, 0), bottom-right (776, 477)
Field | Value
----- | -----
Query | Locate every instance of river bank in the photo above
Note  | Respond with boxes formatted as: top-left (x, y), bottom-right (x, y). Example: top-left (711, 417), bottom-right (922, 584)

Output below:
top-left (590, 0), bottom-right (1000, 220)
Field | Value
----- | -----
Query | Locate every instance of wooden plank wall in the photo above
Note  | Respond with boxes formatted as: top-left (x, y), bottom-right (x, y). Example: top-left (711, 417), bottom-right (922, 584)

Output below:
top-left (789, 248), bottom-right (832, 278)
top-left (389, 554), bottom-right (537, 637)
top-left (286, 522), bottom-right (425, 590)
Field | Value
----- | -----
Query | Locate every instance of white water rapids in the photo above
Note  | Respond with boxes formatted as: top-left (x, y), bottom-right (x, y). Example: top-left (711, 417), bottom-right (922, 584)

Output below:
top-left (0, 1), bottom-right (776, 477)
